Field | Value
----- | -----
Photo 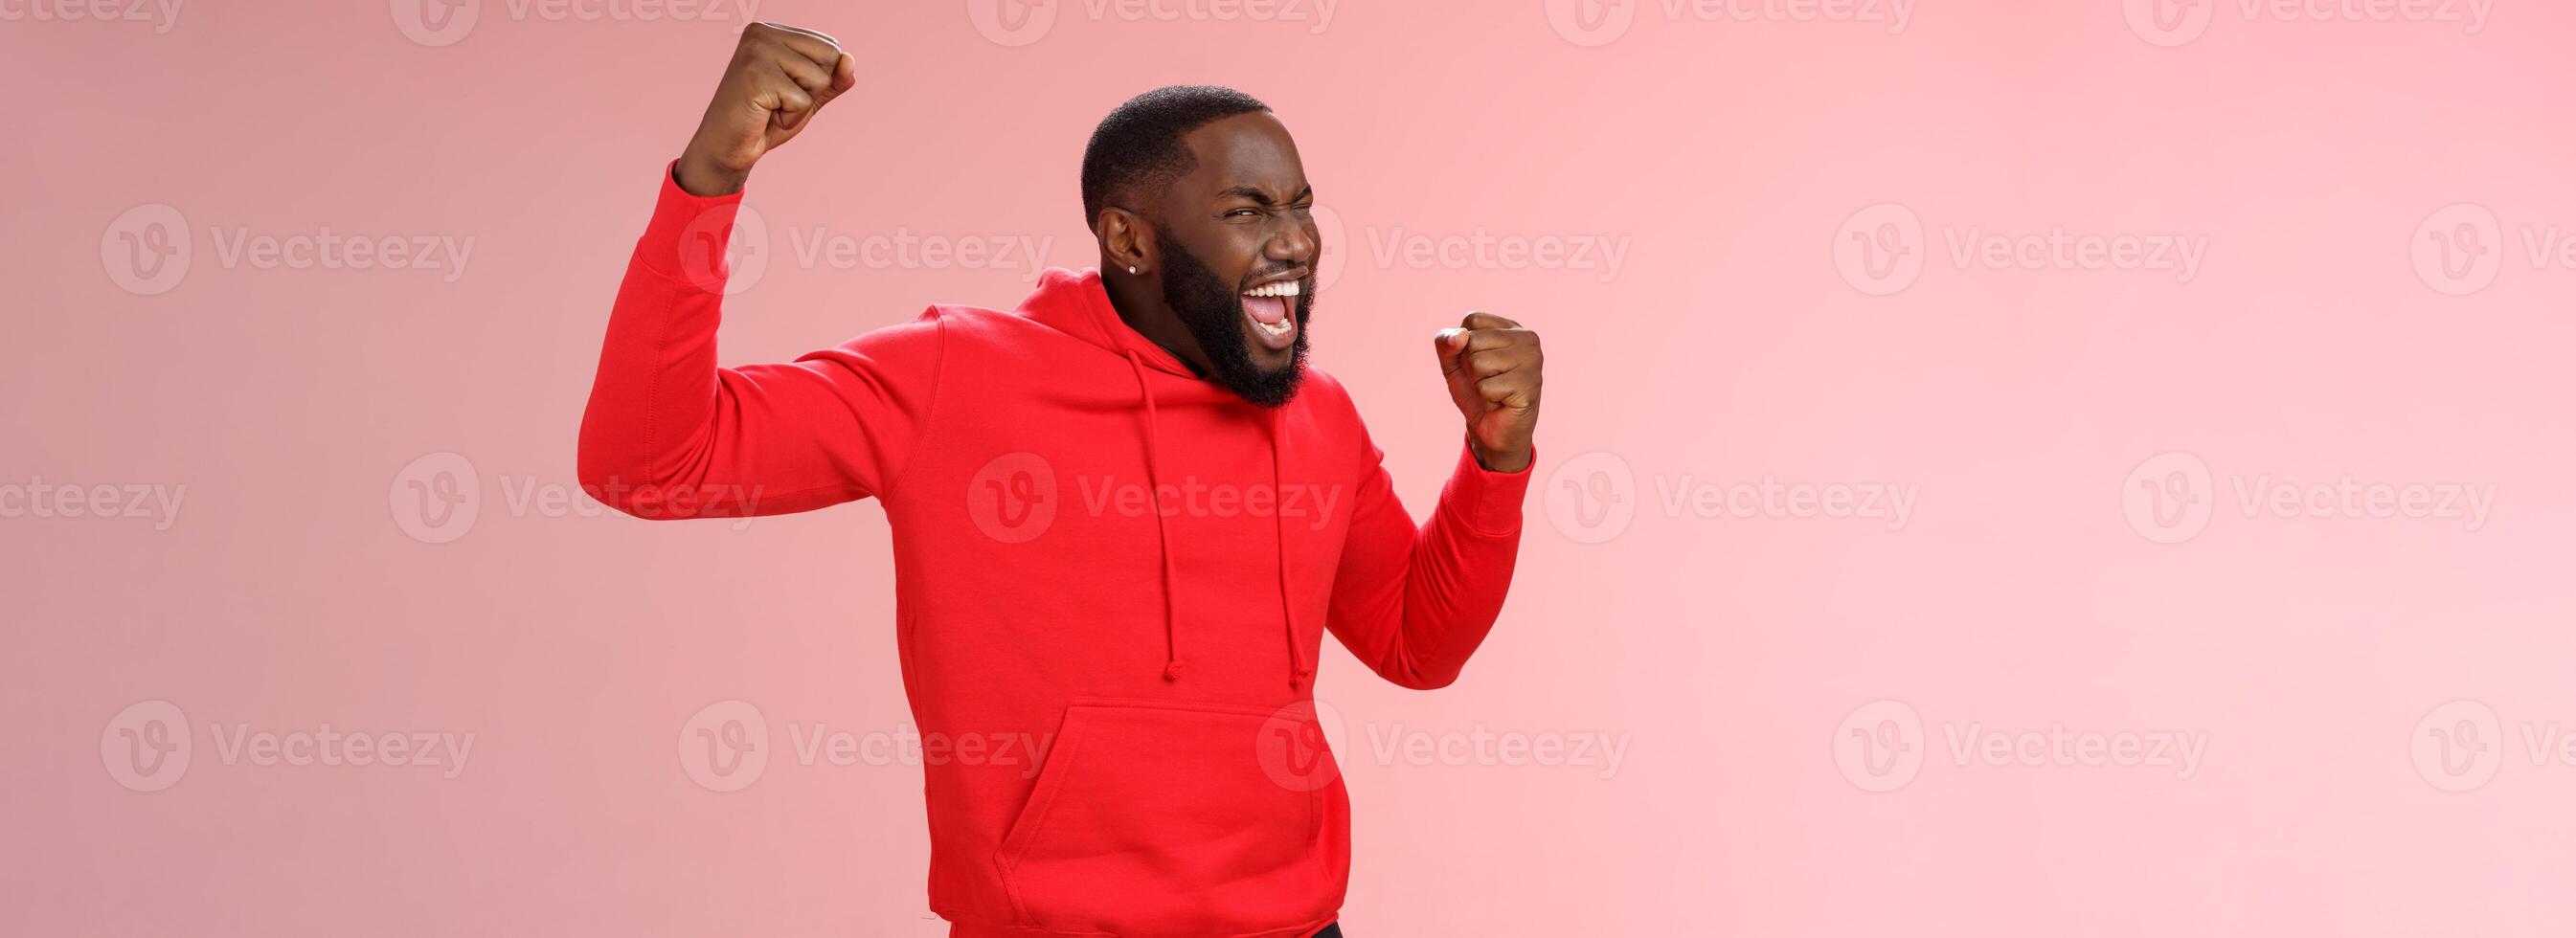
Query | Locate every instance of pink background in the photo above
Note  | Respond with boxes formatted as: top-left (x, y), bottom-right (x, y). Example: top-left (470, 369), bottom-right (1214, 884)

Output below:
top-left (9, 1), bottom-right (2576, 934)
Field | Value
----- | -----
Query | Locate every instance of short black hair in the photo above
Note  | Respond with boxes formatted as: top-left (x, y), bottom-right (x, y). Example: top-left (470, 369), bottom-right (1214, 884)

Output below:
top-left (1081, 85), bottom-right (1271, 227)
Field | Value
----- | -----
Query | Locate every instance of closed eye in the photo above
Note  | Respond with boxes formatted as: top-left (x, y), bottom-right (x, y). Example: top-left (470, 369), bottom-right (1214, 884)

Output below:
top-left (1217, 185), bottom-right (1315, 221)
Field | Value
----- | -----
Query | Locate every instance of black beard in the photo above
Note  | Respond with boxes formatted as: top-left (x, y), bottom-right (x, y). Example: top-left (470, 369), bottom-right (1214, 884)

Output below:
top-left (1158, 227), bottom-right (1311, 408)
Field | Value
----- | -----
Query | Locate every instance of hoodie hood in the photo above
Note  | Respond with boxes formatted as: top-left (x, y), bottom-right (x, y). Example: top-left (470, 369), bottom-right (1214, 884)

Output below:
top-left (1018, 266), bottom-right (1198, 378)
top-left (1013, 267), bottom-right (1315, 690)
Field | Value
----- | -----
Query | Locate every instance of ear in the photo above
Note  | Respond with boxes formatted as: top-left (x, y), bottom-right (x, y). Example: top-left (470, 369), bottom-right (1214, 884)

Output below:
top-left (1096, 207), bottom-right (1160, 277)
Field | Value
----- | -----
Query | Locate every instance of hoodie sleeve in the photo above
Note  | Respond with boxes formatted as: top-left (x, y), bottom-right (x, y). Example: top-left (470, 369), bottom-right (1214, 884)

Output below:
top-left (577, 163), bottom-right (945, 519)
top-left (1324, 423), bottom-right (1533, 690)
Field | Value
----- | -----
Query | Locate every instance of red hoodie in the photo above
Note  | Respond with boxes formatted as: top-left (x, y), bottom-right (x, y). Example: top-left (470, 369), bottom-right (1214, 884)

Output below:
top-left (579, 166), bottom-right (1530, 937)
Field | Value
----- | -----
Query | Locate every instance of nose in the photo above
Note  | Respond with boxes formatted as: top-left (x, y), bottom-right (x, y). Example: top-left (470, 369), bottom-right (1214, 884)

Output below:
top-left (1266, 213), bottom-right (1318, 269)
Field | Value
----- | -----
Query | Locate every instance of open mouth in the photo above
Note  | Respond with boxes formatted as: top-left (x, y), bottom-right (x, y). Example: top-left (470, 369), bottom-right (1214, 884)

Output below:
top-left (1240, 279), bottom-right (1300, 352)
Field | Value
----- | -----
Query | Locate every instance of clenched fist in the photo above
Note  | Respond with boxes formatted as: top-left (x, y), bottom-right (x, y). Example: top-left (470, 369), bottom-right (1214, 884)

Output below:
top-left (1436, 312), bottom-right (1543, 474)
top-left (674, 23), bottom-right (857, 196)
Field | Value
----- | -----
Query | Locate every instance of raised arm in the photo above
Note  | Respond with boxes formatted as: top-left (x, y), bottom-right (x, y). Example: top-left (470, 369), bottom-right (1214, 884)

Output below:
top-left (577, 24), bottom-right (943, 520)
top-left (1324, 313), bottom-right (1544, 688)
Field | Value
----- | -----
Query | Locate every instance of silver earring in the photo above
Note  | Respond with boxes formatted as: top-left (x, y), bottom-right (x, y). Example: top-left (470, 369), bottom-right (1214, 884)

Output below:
top-left (1128, 266), bottom-right (1139, 275)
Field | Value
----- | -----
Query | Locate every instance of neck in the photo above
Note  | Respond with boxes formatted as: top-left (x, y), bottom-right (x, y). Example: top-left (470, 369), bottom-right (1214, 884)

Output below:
top-left (1102, 268), bottom-right (1215, 376)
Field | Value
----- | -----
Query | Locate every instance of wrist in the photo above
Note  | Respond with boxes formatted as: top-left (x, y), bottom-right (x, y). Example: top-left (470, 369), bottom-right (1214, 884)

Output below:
top-left (673, 151), bottom-right (749, 197)
top-left (1469, 438), bottom-right (1531, 474)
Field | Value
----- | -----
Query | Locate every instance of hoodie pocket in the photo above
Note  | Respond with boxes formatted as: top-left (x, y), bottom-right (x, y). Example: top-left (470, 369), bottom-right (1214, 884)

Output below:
top-left (996, 698), bottom-right (1331, 934)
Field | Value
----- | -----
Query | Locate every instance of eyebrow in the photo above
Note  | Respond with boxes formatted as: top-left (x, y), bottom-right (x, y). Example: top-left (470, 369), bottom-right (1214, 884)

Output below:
top-left (1217, 185), bottom-right (1314, 206)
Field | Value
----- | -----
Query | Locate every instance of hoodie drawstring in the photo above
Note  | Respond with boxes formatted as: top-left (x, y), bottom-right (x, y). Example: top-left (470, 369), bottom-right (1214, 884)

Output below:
top-left (1125, 349), bottom-right (1187, 681)
top-left (1274, 409), bottom-right (1312, 690)
top-left (1123, 347), bottom-right (1307, 689)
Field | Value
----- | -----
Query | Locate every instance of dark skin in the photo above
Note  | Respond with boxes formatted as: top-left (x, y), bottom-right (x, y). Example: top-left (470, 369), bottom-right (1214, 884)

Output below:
top-left (675, 24), bottom-right (1541, 471)
top-left (1093, 113), bottom-right (1544, 473)
top-left (1095, 112), bottom-right (1316, 379)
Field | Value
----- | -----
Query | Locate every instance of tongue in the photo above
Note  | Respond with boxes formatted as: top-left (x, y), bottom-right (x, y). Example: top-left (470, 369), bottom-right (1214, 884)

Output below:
top-left (1243, 294), bottom-right (1290, 325)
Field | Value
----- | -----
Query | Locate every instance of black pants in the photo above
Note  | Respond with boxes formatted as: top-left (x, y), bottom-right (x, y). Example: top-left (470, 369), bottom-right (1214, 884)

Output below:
top-left (1312, 926), bottom-right (1342, 938)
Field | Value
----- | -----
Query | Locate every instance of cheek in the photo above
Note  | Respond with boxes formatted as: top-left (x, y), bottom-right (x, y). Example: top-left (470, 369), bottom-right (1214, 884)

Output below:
top-left (1206, 234), bottom-right (1269, 282)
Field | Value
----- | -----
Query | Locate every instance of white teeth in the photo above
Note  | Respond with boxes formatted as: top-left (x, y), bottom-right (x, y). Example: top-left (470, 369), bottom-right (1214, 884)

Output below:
top-left (1242, 280), bottom-right (1302, 298)
top-left (1255, 318), bottom-right (1293, 336)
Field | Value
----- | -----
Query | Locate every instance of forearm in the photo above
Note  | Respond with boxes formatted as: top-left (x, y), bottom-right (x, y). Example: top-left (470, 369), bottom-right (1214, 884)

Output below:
top-left (581, 24), bottom-right (874, 519)
top-left (576, 166), bottom-right (751, 516)
top-left (577, 164), bottom-right (947, 520)
top-left (1331, 441), bottom-right (1533, 689)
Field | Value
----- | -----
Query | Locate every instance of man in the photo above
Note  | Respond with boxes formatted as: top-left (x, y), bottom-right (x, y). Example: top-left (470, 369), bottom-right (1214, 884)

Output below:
top-left (578, 23), bottom-right (1543, 937)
